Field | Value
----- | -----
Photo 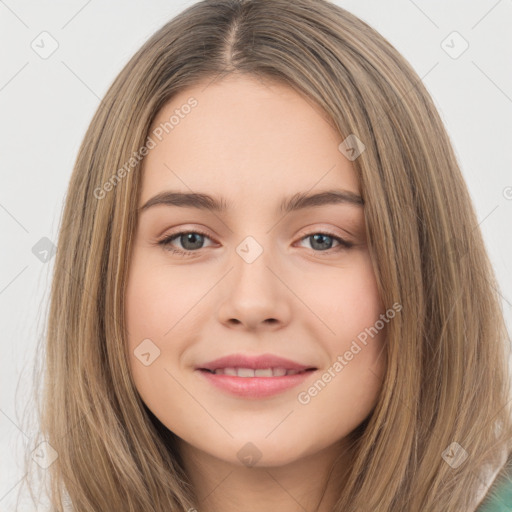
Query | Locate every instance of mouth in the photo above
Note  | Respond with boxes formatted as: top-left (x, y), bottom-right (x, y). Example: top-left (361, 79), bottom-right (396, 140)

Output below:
top-left (196, 367), bottom-right (318, 399)
top-left (195, 353), bottom-right (318, 398)
top-left (199, 367), bottom-right (317, 377)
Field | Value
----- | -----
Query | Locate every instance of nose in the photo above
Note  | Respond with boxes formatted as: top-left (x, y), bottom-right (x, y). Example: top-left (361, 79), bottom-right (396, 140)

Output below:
top-left (216, 244), bottom-right (292, 331)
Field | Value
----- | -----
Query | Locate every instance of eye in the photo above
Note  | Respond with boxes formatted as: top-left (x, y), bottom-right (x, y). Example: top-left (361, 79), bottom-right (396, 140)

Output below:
top-left (296, 231), bottom-right (353, 253)
top-left (158, 230), bottom-right (215, 257)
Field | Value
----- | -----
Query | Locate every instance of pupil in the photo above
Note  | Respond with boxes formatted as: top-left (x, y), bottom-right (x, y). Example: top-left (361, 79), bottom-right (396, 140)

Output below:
top-left (311, 234), bottom-right (332, 251)
top-left (182, 233), bottom-right (203, 250)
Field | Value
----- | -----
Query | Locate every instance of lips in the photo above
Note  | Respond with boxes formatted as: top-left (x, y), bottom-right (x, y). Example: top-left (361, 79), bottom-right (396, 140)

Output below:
top-left (195, 353), bottom-right (318, 398)
top-left (195, 354), bottom-right (317, 400)
top-left (206, 367), bottom-right (309, 377)
top-left (196, 353), bottom-right (317, 373)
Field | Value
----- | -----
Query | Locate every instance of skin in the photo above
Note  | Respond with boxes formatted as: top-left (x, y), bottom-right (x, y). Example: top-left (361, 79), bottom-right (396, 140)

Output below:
top-left (125, 74), bottom-right (387, 512)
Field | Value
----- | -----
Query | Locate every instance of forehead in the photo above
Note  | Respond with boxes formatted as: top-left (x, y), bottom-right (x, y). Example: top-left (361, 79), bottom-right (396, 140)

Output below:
top-left (141, 74), bottom-right (360, 205)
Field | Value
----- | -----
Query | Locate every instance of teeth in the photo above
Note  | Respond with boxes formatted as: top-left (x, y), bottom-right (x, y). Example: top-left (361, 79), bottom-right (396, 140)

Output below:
top-left (211, 367), bottom-right (305, 377)
top-left (237, 368), bottom-right (255, 377)
top-left (255, 368), bottom-right (273, 377)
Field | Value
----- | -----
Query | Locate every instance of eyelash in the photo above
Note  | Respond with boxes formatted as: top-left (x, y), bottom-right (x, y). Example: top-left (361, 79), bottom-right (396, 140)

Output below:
top-left (157, 229), bottom-right (354, 257)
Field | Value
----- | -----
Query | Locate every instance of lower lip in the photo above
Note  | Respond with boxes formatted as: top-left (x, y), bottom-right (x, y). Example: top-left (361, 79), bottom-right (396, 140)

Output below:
top-left (196, 369), bottom-right (316, 399)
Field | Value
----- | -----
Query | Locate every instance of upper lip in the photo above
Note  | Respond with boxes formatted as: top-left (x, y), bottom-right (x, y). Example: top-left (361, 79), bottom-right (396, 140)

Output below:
top-left (197, 353), bottom-right (317, 372)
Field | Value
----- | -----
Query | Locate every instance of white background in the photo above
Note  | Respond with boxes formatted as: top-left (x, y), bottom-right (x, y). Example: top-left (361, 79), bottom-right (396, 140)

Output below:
top-left (1, 0), bottom-right (511, 509)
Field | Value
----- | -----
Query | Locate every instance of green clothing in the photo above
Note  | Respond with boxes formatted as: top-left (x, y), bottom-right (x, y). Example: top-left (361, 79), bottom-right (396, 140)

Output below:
top-left (476, 469), bottom-right (512, 511)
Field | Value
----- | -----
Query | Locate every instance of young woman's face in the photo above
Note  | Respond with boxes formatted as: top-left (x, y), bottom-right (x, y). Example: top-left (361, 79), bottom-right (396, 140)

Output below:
top-left (126, 74), bottom-right (387, 467)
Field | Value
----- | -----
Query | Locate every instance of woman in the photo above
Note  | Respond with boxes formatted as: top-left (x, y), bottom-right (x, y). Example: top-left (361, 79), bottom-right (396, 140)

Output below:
top-left (20, 0), bottom-right (512, 510)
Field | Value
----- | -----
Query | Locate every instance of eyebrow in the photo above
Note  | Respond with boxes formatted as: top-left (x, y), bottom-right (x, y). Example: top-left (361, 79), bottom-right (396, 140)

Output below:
top-left (138, 189), bottom-right (364, 215)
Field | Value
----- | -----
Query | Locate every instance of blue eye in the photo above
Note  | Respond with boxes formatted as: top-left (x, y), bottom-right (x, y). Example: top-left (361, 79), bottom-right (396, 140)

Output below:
top-left (158, 230), bottom-right (353, 257)
top-left (299, 233), bottom-right (353, 252)
top-left (158, 230), bottom-right (213, 256)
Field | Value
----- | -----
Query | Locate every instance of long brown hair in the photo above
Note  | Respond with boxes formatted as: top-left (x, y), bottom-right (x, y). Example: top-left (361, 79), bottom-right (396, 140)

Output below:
top-left (18, 0), bottom-right (512, 510)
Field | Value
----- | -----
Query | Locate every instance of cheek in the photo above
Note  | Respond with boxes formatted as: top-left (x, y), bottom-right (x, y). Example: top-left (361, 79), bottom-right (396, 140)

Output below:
top-left (303, 252), bottom-right (384, 347)
top-left (298, 253), bottom-right (386, 416)
top-left (125, 254), bottom-right (182, 398)
top-left (124, 250), bottom-right (215, 403)
top-left (125, 252), bottom-right (201, 343)
top-left (124, 254), bottom-right (194, 424)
